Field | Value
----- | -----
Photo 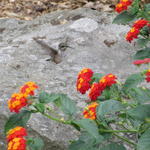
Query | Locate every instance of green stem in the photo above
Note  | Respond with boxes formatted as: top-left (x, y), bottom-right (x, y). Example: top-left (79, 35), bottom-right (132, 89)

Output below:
top-left (99, 129), bottom-right (138, 133)
top-left (42, 113), bottom-right (71, 125)
top-left (113, 133), bottom-right (136, 146)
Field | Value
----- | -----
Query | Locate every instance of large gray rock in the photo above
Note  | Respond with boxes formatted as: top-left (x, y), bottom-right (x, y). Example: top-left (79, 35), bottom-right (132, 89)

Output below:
top-left (0, 8), bottom-right (139, 150)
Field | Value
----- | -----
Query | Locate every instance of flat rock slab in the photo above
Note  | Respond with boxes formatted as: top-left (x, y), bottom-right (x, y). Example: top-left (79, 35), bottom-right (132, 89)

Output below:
top-left (0, 8), bottom-right (139, 150)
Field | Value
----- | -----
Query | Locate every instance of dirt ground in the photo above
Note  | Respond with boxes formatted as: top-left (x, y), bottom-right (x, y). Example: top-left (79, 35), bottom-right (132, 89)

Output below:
top-left (0, 0), bottom-right (118, 20)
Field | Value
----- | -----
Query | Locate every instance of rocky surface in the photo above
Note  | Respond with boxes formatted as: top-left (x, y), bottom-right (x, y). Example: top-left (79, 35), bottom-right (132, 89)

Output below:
top-left (0, 8), bottom-right (139, 150)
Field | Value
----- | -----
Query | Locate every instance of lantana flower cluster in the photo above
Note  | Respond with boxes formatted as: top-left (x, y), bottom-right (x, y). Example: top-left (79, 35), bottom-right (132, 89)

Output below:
top-left (115, 0), bottom-right (132, 13)
top-left (76, 68), bottom-right (117, 101)
top-left (89, 73), bottom-right (117, 100)
top-left (133, 59), bottom-right (150, 82)
top-left (126, 19), bottom-right (150, 42)
top-left (7, 126), bottom-right (27, 150)
top-left (133, 58), bottom-right (150, 66)
top-left (8, 81), bottom-right (38, 113)
top-left (76, 68), bottom-right (117, 120)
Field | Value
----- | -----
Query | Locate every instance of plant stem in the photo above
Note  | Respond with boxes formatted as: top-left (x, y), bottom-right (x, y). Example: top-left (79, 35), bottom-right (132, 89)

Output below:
top-left (42, 113), bottom-right (71, 125)
top-left (113, 133), bottom-right (136, 146)
top-left (99, 129), bottom-right (138, 133)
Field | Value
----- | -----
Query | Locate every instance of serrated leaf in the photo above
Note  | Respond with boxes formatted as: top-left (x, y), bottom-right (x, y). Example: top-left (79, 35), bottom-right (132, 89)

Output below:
top-left (59, 94), bottom-right (76, 116)
top-left (129, 87), bottom-right (150, 104)
top-left (137, 129), bottom-right (150, 150)
top-left (39, 91), bottom-right (60, 104)
top-left (100, 143), bottom-right (126, 150)
top-left (4, 110), bottom-right (31, 134)
top-left (27, 137), bottom-right (44, 150)
top-left (123, 73), bottom-right (144, 91)
top-left (77, 119), bottom-right (103, 140)
top-left (113, 11), bottom-right (136, 24)
top-left (137, 38), bottom-right (149, 48)
top-left (127, 104), bottom-right (150, 121)
top-left (97, 100), bottom-right (124, 120)
top-left (69, 132), bottom-right (99, 150)
top-left (133, 48), bottom-right (150, 60)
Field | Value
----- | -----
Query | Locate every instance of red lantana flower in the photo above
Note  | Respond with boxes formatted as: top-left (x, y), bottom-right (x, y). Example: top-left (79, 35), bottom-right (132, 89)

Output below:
top-left (133, 58), bottom-right (150, 66)
top-left (83, 102), bottom-right (99, 120)
top-left (115, 0), bottom-right (132, 13)
top-left (88, 83), bottom-right (103, 100)
top-left (145, 69), bottom-right (150, 82)
top-left (133, 19), bottom-right (149, 30)
top-left (126, 19), bottom-right (149, 42)
top-left (7, 127), bottom-right (27, 142)
top-left (126, 27), bottom-right (140, 42)
top-left (76, 77), bottom-right (91, 94)
top-left (76, 68), bottom-right (93, 94)
top-left (78, 68), bottom-right (93, 79)
top-left (120, 0), bottom-right (132, 5)
top-left (99, 73), bottom-right (117, 89)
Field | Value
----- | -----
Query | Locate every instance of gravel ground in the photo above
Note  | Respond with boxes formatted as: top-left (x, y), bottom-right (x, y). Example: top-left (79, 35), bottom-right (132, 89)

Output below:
top-left (0, 0), bottom-right (118, 20)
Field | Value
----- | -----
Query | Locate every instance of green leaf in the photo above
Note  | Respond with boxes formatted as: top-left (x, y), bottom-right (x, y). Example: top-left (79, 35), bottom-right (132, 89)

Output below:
top-left (97, 100), bottom-right (124, 120)
top-left (100, 143), bottom-right (126, 150)
top-left (77, 119), bottom-right (104, 140)
top-left (39, 91), bottom-right (60, 104)
top-left (59, 94), bottom-right (76, 116)
top-left (39, 92), bottom-right (77, 116)
top-left (69, 140), bottom-right (90, 150)
top-left (68, 140), bottom-right (97, 150)
top-left (137, 38), bottom-right (149, 48)
top-left (69, 131), bottom-right (102, 150)
top-left (34, 103), bottom-right (45, 113)
top-left (129, 87), bottom-right (150, 104)
top-left (92, 73), bottom-right (104, 83)
top-left (127, 104), bottom-right (150, 121)
top-left (113, 11), bottom-right (136, 24)
top-left (129, 0), bottom-right (140, 15)
top-left (123, 73), bottom-right (144, 91)
top-left (137, 129), bottom-right (150, 150)
top-left (133, 48), bottom-right (150, 60)
top-left (27, 137), bottom-right (44, 150)
top-left (4, 110), bottom-right (31, 134)
top-left (143, 4), bottom-right (150, 20)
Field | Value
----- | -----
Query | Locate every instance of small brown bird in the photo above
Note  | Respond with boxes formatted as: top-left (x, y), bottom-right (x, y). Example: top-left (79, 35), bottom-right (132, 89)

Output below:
top-left (33, 37), bottom-right (62, 64)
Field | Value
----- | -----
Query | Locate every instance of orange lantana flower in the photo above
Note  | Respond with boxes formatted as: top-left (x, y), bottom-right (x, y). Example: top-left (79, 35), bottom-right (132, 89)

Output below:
top-left (20, 81), bottom-right (38, 98)
top-left (7, 137), bottom-right (26, 150)
top-left (83, 102), bottom-right (99, 120)
top-left (8, 93), bottom-right (28, 113)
